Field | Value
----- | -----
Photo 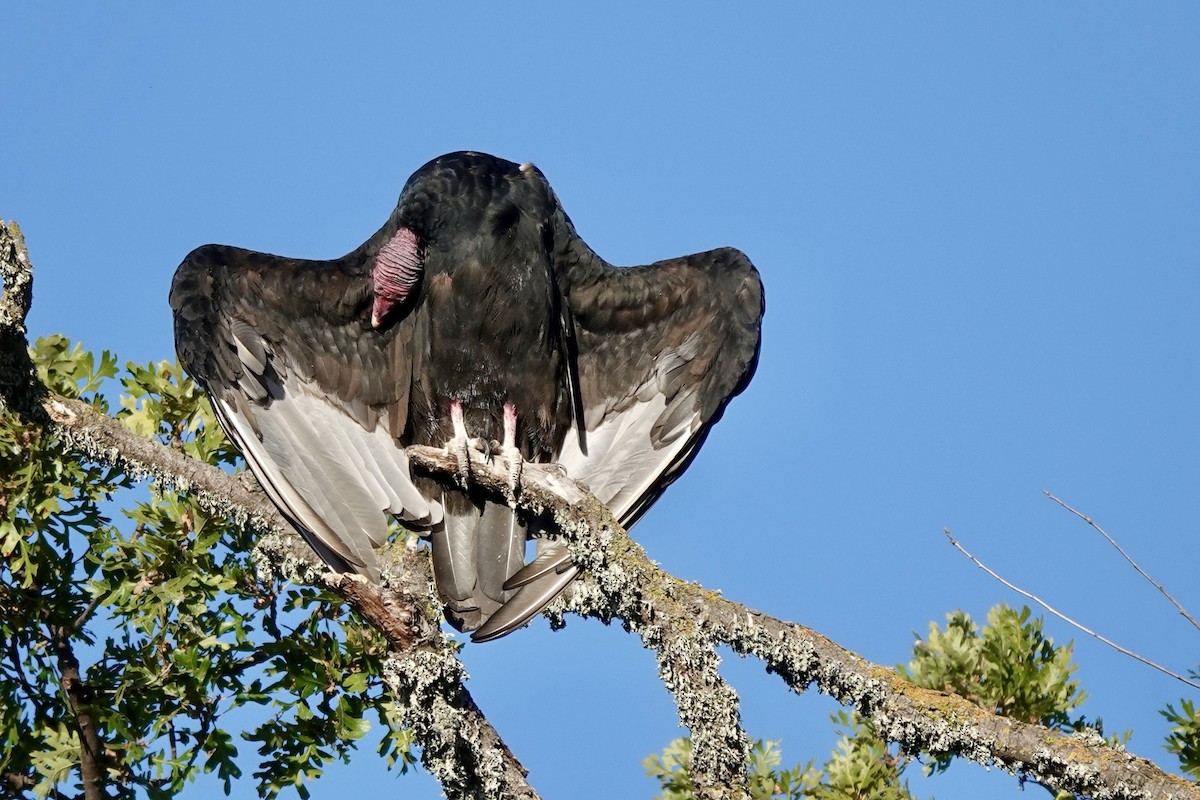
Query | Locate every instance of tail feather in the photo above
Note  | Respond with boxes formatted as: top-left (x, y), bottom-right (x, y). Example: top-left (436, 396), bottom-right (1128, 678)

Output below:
top-left (472, 559), bottom-right (580, 643)
top-left (430, 492), bottom-right (525, 633)
top-left (476, 501), bottom-right (525, 605)
top-left (503, 540), bottom-right (574, 590)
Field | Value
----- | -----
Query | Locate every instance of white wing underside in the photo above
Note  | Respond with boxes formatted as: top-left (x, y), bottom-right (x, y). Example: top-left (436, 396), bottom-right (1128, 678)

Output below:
top-left (462, 388), bottom-right (704, 641)
top-left (213, 372), bottom-right (441, 582)
top-left (557, 391), bottom-right (699, 524)
top-left (562, 331), bottom-right (709, 523)
top-left (214, 320), bottom-right (703, 641)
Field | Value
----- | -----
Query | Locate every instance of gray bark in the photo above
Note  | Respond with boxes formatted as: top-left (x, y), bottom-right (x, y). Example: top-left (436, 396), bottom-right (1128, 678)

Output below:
top-left (3, 219), bottom-right (1195, 800)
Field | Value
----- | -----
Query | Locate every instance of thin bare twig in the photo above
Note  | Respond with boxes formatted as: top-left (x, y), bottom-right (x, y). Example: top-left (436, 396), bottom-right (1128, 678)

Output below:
top-left (945, 528), bottom-right (1200, 690)
top-left (1044, 490), bottom-right (1200, 634)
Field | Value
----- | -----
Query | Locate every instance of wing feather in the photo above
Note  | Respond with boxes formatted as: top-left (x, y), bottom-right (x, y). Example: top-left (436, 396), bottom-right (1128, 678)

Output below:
top-left (556, 243), bottom-right (764, 527)
top-left (497, 235), bottom-right (763, 624)
top-left (171, 244), bottom-right (432, 581)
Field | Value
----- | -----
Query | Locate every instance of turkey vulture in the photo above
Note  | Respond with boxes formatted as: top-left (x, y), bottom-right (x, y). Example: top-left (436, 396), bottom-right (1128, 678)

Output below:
top-left (171, 151), bottom-right (763, 642)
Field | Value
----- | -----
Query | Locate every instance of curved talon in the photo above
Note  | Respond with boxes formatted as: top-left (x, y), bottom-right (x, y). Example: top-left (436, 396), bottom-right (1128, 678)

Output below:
top-left (448, 400), bottom-right (472, 487)
top-left (482, 440), bottom-right (522, 498)
top-left (499, 402), bottom-right (523, 506)
top-left (501, 445), bottom-right (523, 507)
top-left (451, 437), bottom-right (471, 487)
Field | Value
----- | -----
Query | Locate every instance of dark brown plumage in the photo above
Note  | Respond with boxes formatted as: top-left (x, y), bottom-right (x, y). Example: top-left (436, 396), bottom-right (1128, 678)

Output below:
top-left (170, 151), bottom-right (763, 641)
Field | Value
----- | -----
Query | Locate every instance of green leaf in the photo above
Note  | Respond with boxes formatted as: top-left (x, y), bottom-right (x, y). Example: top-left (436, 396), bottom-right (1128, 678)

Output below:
top-left (2, 340), bottom-right (414, 799)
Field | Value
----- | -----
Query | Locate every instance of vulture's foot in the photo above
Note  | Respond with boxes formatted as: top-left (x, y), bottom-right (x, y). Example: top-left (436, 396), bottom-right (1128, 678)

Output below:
top-left (447, 400), bottom-right (482, 488)
top-left (499, 402), bottom-right (523, 506)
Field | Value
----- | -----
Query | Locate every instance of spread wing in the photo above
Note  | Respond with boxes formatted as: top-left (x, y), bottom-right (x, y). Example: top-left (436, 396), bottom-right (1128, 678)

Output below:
top-left (557, 246), bottom-right (764, 524)
top-left (170, 244), bottom-right (438, 581)
top-left (477, 237), bottom-right (763, 641)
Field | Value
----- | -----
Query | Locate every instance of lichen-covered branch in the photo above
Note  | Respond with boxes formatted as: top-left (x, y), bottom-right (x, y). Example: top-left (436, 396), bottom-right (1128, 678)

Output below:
top-left (646, 620), bottom-right (749, 799)
top-left (0, 221), bottom-right (537, 800)
top-left (0, 220), bottom-right (40, 415)
top-left (4, 219), bottom-right (1197, 800)
top-left (404, 446), bottom-right (1200, 800)
top-left (254, 535), bottom-right (538, 800)
top-left (407, 447), bottom-right (753, 798)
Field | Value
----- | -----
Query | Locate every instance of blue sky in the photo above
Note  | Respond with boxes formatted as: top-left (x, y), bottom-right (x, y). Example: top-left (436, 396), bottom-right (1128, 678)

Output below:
top-left (5, 4), bottom-right (1199, 799)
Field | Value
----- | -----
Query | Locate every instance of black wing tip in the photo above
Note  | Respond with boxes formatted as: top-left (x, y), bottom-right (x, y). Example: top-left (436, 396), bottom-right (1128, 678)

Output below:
top-left (711, 246), bottom-right (765, 313)
top-left (170, 243), bottom-right (257, 312)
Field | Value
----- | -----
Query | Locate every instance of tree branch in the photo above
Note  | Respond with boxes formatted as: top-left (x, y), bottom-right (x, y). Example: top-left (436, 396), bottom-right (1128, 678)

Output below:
top-left (0, 221), bottom-right (537, 800)
top-left (47, 624), bottom-right (106, 800)
top-left (256, 536), bottom-right (539, 800)
top-left (0, 220), bottom-right (41, 417)
top-left (405, 446), bottom-right (753, 798)
top-left (407, 447), bottom-right (1200, 800)
top-left (3, 771), bottom-right (35, 792)
top-left (3, 220), bottom-right (1197, 799)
